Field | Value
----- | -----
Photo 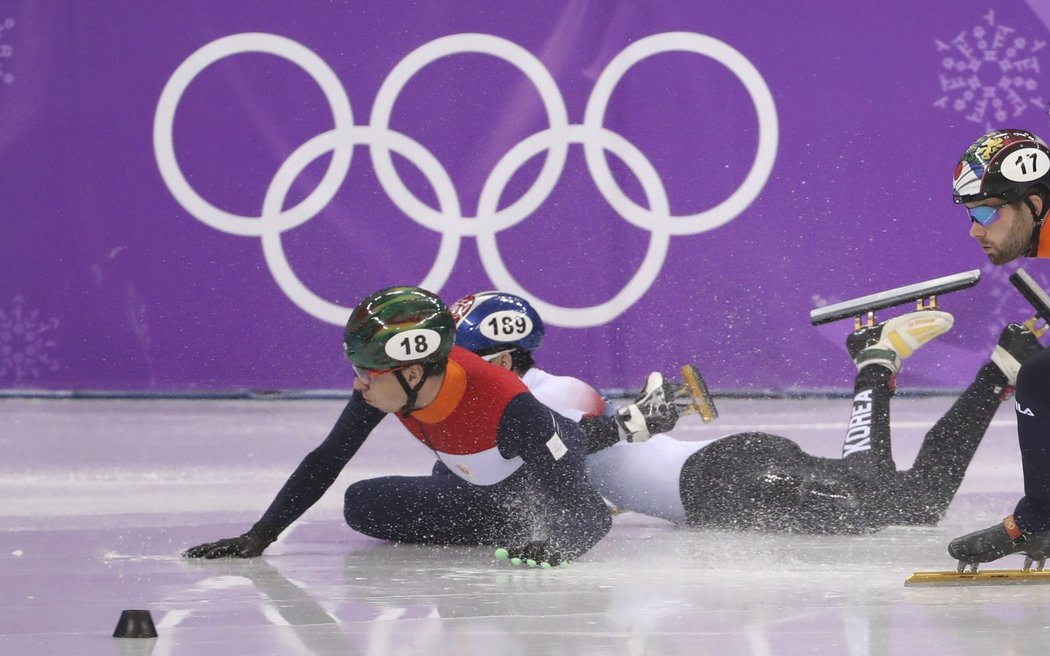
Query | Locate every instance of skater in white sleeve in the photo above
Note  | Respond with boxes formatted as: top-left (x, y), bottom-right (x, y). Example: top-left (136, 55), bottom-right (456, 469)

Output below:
top-left (452, 290), bottom-right (1039, 534)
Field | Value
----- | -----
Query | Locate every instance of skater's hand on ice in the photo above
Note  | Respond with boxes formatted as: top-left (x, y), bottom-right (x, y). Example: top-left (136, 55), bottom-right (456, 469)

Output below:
top-left (494, 540), bottom-right (568, 569)
top-left (183, 531), bottom-right (272, 559)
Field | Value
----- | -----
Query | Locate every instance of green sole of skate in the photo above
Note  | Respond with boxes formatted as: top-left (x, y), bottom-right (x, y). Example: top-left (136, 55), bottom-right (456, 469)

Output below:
top-left (680, 364), bottom-right (718, 423)
top-left (905, 570), bottom-right (1050, 586)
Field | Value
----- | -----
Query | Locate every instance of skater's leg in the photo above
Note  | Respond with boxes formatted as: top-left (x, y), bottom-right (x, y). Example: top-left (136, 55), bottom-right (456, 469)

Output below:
top-left (343, 462), bottom-right (529, 546)
top-left (892, 362), bottom-right (1007, 524)
top-left (1012, 348), bottom-right (1050, 532)
top-left (841, 309), bottom-right (954, 478)
top-left (839, 366), bottom-right (895, 478)
top-left (947, 326), bottom-right (1050, 569)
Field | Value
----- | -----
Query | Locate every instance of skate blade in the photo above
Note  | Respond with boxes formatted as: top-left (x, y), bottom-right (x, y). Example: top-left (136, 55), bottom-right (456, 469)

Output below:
top-left (810, 269), bottom-right (980, 326)
top-left (679, 364), bottom-right (718, 423)
top-left (905, 569), bottom-right (1050, 586)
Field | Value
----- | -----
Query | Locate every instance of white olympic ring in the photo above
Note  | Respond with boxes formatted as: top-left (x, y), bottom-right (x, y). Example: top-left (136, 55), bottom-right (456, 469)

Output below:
top-left (154, 31), bottom-right (778, 327)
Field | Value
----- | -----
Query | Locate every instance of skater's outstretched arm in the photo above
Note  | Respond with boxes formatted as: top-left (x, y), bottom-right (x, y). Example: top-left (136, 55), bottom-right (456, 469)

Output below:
top-left (183, 393), bottom-right (383, 559)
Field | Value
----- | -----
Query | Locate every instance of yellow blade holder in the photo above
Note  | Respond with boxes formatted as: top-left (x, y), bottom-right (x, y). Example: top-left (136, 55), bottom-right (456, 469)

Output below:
top-left (1010, 268), bottom-right (1050, 338)
top-left (905, 569), bottom-right (1050, 587)
top-left (809, 270), bottom-right (982, 328)
top-left (679, 364), bottom-right (718, 423)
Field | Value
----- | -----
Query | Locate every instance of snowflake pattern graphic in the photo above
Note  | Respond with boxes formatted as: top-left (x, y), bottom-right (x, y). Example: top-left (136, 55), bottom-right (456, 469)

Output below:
top-left (0, 296), bottom-right (60, 383)
top-left (934, 9), bottom-right (1046, 131)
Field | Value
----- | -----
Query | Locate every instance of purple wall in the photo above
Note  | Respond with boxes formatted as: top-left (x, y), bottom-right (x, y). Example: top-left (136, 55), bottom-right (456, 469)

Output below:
top-left (2, 1), bottom-right (1049, 393)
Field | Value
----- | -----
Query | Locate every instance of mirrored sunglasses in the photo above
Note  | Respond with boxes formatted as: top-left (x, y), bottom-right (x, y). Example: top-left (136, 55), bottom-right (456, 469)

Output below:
top-left (967, 203), bottom-right (1007, 227)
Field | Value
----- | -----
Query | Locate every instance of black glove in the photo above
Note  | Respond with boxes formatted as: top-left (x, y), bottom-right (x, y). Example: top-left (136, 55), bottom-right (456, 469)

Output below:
top-left (183, 527), bottom-right (275, 559)
top-left (494, 540), bottom-right (568, 568)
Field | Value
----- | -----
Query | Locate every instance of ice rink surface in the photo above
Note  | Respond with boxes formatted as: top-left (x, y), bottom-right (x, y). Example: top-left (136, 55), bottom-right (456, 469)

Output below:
top-left (2, 394), bottom-right (1048, 655)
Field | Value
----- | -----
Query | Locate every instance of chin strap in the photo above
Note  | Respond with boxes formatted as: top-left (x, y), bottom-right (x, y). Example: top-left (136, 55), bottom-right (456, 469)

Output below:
top-left (1024, 194), bottom-right (1050, 258)
top-left (394, 369), bottom-right (428, 417)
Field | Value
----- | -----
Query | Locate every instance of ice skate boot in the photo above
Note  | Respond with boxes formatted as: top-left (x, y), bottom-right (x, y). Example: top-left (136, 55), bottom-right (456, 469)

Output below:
top-left (613, 371), bottom-right (688, 442)
top-left (991, 323), bottom-right (1044, 387)
top-left (947, 514), bottom-right (1050, 572)
top-left (846, 310), bottom-right (954, 374)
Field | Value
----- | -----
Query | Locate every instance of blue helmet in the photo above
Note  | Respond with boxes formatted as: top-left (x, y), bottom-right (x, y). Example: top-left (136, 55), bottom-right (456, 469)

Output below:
top-left (450, 291), bottom-right (545, 356)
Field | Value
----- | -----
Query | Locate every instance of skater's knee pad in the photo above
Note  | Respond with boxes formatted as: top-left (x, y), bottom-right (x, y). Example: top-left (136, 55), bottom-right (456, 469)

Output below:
top-left (343, 481), bottom-right (379, 532)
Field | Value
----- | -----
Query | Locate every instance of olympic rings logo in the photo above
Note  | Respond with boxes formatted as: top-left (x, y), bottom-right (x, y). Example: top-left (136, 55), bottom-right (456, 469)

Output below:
top-left (154, 32), bottom-right (778, 327)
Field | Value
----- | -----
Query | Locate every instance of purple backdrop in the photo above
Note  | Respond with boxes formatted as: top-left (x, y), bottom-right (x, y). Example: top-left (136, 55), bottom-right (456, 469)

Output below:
top-left (2, 1), bottom-right (1049, 393)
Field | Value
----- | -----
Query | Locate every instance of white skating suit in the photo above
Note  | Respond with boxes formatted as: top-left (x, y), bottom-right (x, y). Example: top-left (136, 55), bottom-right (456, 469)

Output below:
top-left (522, 367), bottom-right (715, 523)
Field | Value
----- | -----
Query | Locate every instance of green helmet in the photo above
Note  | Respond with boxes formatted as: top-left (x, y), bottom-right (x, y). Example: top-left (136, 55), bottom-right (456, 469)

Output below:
top-left (343, 286), bottom-right (455, 371)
